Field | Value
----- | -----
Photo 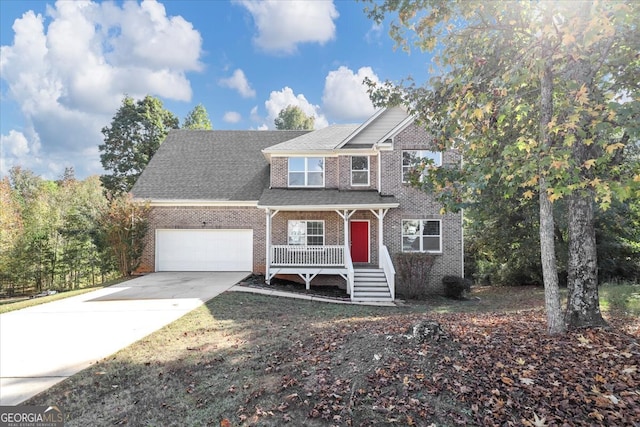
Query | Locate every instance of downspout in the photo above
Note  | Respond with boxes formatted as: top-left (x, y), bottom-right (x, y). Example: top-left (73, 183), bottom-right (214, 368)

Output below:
top-left (378, 209), bottom-right (384, 268)
top-left (377, 149), bottom-right (382, 193)
top-left (265, 208), bottom-right (271, 283)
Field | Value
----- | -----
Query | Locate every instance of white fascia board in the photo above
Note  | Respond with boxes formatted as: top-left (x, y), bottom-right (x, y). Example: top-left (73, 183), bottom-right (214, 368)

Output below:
top-left (258, 202), bottom-right (399, 211)
top-left (337, 107), bottom-right (387, 148)
top-left (269, 151), bottom-right (340, 157)
top-left (335, 147), bottom-right (378, 155)
top-left (137, 199), bottom-right (259, 207)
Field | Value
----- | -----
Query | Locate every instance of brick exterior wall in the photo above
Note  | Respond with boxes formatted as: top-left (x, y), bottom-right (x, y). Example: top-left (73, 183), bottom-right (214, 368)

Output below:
top-left (138, 206), bottom-right (266, 274)
top-left (270, 156), bottom-right (339, 188)
top-left (141, 122), bottom-right (463, 296)
top-left (380, 123), bottom-right (463, 294)
top-left (270, 157), bottom-right (288, 188)
top-left (337, 155), bottom-right (378, 191)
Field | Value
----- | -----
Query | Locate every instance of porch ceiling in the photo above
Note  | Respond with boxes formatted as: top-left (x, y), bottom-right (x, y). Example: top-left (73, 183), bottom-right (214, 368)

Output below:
top-left (258, 188), bottom-right (399, 211)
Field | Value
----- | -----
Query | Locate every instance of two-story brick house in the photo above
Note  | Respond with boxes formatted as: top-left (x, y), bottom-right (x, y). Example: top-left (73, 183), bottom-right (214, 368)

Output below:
top-left (131, 106), bottom-right (463, 301)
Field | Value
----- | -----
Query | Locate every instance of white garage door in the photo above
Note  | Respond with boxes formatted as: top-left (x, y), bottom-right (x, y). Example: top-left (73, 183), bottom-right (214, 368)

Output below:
top-left (156, 229), bottom-right (253, 271)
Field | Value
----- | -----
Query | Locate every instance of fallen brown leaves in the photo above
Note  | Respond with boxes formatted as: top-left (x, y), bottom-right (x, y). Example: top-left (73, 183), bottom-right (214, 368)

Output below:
top-left (235, 309), bottom-right (639, 426)
top-left (25, 290), bottom-right (639, 426)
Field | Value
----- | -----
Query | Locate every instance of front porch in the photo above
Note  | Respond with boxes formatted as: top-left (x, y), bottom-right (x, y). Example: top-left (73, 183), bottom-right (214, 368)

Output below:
top-left (258, 189), bottom-right (400, 301)
top-left (267, 244), bottom-right (354, 297)
top-left (261, 203), bottom-right (398, 301)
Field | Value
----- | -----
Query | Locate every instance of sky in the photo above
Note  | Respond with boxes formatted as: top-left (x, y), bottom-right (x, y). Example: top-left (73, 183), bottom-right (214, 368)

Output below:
top-left (0, 0), bottom-right (434, 180)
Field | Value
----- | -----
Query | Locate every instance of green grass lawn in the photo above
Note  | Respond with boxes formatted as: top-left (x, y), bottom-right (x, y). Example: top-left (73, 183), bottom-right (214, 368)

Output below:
top-left (599, 281), bottom-right (640, 317)
top-left (0, 278), bottom-right (131, 314)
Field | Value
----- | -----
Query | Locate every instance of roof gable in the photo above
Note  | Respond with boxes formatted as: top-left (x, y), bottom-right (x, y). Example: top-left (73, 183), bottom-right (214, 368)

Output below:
top-left (340, 106), bottom-right (412, 148)
top-left (131, 129), bottom-right (309, 201)
top-left (262, 124), bottom-right (359, 154)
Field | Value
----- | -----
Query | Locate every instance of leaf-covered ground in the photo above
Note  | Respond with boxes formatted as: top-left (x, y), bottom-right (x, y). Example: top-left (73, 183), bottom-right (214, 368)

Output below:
top-left (27, 286), bottom-right (639, 426)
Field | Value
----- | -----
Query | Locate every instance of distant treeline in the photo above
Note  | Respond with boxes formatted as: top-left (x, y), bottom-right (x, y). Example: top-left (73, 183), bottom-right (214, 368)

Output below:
top-left (0, 166), bottom-right (148, 297)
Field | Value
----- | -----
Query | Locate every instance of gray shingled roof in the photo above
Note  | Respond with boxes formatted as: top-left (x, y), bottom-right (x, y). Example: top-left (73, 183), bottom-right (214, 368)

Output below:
top-left (263, 124), bottom-right (359, 153)
top-left (258, 188), bottom-right (399, 209)
top-left (342, 106), bottom-right (411, 147)
top-left (131, 129), bottom-right (309, 201)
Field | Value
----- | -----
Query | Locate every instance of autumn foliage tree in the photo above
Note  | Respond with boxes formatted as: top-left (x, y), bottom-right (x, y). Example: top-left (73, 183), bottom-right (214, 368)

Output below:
top-left (0, 167), bottom-right (118, 294)
top-left (364, 1), bottom-right (640, 332)
top-left (97, 194), bottom-right (150, 277)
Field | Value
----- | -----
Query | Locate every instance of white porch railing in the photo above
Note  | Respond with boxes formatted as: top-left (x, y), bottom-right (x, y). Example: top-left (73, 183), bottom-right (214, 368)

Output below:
top-left (344, 245), bottom-right (354, 296)
top-left (380, 245), bottom-right (395, 300)
top-left (271, 245), bottom-right (345, 266)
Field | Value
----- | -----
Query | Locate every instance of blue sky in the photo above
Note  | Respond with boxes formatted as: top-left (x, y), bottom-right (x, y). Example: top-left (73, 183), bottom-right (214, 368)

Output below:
top-left (1, 0), bottom-right (433, 179)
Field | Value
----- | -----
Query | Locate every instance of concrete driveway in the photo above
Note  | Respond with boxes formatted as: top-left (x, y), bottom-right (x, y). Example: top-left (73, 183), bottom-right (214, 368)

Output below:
top-left (0, 272), bottom-right (247, 406)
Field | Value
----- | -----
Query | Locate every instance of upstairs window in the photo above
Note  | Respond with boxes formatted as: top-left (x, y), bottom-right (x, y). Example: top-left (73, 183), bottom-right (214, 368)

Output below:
top-left (288, 220), bottom-right (325, 246)
top-left (402, 219), bottom-right (442, 253)
top-left (288, 157), bottom-right (324, 187)
top-left (402, 150), bottom-right (442, 182)
top-left (351, 156), bottom-right (370, 186)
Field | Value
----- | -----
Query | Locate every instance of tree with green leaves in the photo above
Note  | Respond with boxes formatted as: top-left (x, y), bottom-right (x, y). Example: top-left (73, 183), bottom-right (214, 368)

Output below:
top-left (274, 105), bottom-right (315, 130)
top-left (364, 1), bottom-right (639, 333)
top-left (183, 103), bottom-right (213, 130)
top-left (99, 95), bottom-right (179, 195)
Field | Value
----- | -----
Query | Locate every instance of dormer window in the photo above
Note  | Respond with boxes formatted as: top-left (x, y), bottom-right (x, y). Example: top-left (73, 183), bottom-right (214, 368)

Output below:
top-left (288, 157), bottom-right (324, 187)
top-left (351, 156), bottom-right (369, 186)
top-left (402, 150), bottom-right (442, 183)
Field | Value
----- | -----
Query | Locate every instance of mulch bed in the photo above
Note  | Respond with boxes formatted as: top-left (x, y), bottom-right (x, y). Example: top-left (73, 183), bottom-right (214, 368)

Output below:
top-left (238, 274), bottom-right (350, 300)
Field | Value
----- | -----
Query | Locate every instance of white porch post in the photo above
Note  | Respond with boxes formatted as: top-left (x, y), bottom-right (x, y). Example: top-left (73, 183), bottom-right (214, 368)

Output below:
top-left (371, 208), bottom-right (388, 267)
top-left (335, 209), bottom-right (356, 262)
top-left (343, 210), bottom-right (349, 260)
top-left (265, 209), bottom-right (279, 284)
top-left (265, 208), bottom-right (271, 283)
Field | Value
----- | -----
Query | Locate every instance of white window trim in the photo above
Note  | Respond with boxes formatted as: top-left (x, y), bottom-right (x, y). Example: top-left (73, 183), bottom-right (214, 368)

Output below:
top-left (350, 156), bottom-right (370, 186)
top-left (401, 219), bottom-right (442, 253)
top-left (288, 220), bottom-right (325, 246)
top-left (288, 157), bottom-right (325, 188)
top-left (402, 150), bottom-right (442, 183)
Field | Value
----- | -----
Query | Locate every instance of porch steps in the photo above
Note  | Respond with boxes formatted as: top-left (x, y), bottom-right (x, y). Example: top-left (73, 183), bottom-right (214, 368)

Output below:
top-left (352, 268), bottom-right (393, 302)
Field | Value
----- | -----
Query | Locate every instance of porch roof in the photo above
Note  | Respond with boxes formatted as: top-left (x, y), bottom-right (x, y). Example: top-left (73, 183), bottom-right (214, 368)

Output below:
top-left (258, 189), bottom-right (399, 211)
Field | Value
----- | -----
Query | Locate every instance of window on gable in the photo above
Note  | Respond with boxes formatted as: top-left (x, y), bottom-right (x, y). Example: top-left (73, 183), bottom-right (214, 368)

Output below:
top-left (402, 150), bottom-right (442, 183)
top-left (402, 219), bottom-right (442, 253)
top-left (288, 220), bottom-right (325, 246)
top-left (288, 157), bottom-right (324, 187)
top-left (351, 156), bottom-right (369, 186)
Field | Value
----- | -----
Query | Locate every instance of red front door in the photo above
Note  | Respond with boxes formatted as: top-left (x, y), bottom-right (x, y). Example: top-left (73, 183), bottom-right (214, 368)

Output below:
top-left (350, 221), bottom-right (369, 263)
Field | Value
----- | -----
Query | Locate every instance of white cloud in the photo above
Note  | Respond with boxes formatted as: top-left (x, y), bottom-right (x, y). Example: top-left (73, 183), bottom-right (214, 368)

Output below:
top-left (237, 0), bottom-right (338, 54)
top-left (223, 111), bottom-right (242, 123)
top-left (0, 0), bottom-right (203, 178)
top-left (250, 106), bottom-right (261, 123)
top-left (219, 69), bottom-right (256, 98)
top-left (3, 130), bottom-right (31, 158)
top-left (365, 22), bottom-right (383, 45)
top-left (322, 66), bottom-right (378, 121)
top-left (1, 129), bottom-right (42, 178)
top-left (264, 87), bottom-right (328, 129)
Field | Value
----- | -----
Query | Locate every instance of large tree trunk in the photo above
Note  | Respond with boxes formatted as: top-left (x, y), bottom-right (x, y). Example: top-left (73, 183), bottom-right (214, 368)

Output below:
top-left (562, 3), bottom-right (608, 329)
top-left (539, 177), bottom-right (565, 334)
top-left (565, 192), bottom-right (607, 328)
top-left (538, 43), bottom-right (565, 335)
